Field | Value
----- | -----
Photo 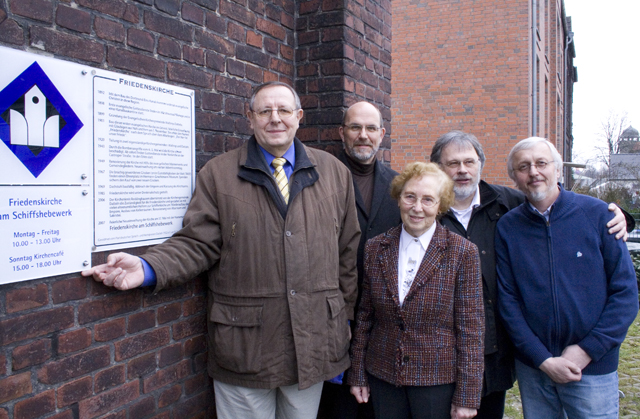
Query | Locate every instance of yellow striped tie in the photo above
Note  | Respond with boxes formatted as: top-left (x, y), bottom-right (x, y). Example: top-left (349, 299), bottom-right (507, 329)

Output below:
top-left (272, 158), bottom-right (289, 203)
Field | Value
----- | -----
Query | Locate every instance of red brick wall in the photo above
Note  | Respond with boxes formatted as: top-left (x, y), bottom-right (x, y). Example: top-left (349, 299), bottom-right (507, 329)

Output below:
top-left (0, 265), bottom-right (210, 419)
top-left (548, 0), bottom-right (567, 151)
top-left (295, 0), bottom-right (393, 161)
top-left (392, 0), bottom-right (570, 186)
top-left (0, 0), bottom-right (391, 418)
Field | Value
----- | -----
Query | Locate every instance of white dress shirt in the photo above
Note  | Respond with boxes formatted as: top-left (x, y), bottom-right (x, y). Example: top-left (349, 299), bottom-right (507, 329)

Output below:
top-left (450, 185), bottom-right (481, 231)
top-left (397, 222), bottom-right (436, 306)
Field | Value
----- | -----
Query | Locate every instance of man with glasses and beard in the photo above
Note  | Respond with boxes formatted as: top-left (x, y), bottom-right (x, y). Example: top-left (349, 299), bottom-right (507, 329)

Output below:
top-left (430, 131), bottom-right (632, 419)
top-left (495, 137), bottom-right (637, 419)
top-left (318, 102), bottom-right (401, 419)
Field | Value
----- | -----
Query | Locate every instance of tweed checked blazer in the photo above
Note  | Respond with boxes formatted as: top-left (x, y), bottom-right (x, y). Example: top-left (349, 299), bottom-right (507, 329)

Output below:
top-left (347, 223), bottom-right (484, 409)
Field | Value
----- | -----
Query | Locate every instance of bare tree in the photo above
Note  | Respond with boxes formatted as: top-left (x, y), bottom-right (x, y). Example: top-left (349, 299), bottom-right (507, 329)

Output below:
top-left (574, 111), bottom-right (640, 212)
top-left (594, 110), bottom-right (629, 167)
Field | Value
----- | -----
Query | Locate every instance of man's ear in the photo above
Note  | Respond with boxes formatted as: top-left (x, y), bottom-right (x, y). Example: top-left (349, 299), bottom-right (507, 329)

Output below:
top-left (247, 111), bottom-right (254, 129)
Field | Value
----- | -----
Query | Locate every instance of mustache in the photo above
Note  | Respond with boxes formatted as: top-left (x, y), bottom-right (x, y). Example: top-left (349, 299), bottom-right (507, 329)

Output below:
top-left (528, 176), bottom-right (545, 183)
top-left (453, 175), bottom-right (472, 181)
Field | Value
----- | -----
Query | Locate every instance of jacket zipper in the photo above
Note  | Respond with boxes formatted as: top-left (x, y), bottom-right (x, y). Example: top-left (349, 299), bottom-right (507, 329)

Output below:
top-left (546, 218), bottom-right (561, 355)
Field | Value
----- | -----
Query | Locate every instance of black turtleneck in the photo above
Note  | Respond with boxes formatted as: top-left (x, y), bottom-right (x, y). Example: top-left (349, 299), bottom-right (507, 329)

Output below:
top-left (344, 153), bottom-right (376, 214)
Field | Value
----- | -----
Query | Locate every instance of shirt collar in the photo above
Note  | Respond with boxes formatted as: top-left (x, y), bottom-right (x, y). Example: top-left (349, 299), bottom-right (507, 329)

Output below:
top-left (529, 201), bottom-right (553, 219)
top-left (259, 142), bottom-right (296, 169)
top-left (527, 185), bottom-right (561, 221)
top-left (399, 222), bottom-right (437, 252)
top-left (451, 185), bottom-right (481, 217)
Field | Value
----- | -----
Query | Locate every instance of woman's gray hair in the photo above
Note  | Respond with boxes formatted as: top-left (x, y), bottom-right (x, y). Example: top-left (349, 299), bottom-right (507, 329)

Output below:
top-left (507, 137), bottom-right (563, 181)
top-left (430, 130), bottom-right (486, 169)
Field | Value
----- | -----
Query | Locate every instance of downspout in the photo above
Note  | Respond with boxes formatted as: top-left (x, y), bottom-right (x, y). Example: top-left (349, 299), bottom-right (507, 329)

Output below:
top-left (532, 0), bottom-right (537, 136)
top-left (564, 30), bottom-right (574, 185)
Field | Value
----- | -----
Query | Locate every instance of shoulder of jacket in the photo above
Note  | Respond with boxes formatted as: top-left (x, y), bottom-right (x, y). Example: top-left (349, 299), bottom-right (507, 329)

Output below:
top-left (562, 190), bottom-right (609, 223)
top-left (484, 182), bottom-right (523, 201)
top-left (306, 145), bottom-right (336, 161)
top-left (195, 146), bottom-right (252, 191)
top-left (495, 204), bottom-right (526, 229)
top-left (307, 147), bottom-right (351, 175)
top-left (376, 160), bottom-right (398, 176)
top-left (369, 225), bottom-right (400, 245)
top-left (566, 189), bottom-right (604, 208)
top-left (205, 143), bottom-right (245, 165)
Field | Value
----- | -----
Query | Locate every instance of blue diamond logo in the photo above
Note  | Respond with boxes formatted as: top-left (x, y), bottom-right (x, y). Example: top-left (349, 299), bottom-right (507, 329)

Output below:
top-left (0, 62), bottom-right (84, 178)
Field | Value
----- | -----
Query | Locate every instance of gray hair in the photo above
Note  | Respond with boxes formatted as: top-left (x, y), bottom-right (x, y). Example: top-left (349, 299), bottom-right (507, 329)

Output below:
top-left (249, 81), bottom-right (302, 111)
top-left (507, 137), bottom-right (563, 181)
top-left (430, 130), bottom-right (486, 169)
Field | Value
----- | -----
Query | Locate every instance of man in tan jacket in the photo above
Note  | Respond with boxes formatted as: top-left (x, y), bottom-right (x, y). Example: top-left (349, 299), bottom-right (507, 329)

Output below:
top-left (83, 82), bottom-right (361, 419)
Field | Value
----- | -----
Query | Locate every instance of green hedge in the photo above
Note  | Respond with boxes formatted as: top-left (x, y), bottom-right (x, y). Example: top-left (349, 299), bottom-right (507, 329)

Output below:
top-left (632, 251), bottom-right (640, 301)
top-left (633, 251), bottom-right (640, 279)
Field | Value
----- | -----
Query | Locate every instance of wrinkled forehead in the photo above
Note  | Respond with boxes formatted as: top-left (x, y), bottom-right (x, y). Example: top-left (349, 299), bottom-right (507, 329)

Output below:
top-left (344, 103), bottom-right (382, 126)
top-left (441, 143), bottom-right (480, 160)
top-left (253, 86), bottom-right (297, 108)
top-left (514, 142), bottom-right (554, 163)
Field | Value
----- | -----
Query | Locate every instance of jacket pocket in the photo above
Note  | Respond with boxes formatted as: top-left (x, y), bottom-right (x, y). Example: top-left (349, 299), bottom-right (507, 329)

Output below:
top-left (210, 302), bottom-right (263, 373)
top-left (327, 294), bottom-right (349, 362)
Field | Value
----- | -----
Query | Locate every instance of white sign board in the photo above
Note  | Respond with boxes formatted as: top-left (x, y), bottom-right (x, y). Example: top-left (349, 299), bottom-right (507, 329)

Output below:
top-left (2, 187), bottom-right (91, 284)
top-left (92, 75), bottom-right (195, 250)
top-left (0, 46), bottom-right (195, 284)
top-left (0, 47), bottom-right (93, 284)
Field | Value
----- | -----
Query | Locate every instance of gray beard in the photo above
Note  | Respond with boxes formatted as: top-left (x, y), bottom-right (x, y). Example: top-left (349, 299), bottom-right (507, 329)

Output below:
top-left (527, 189), bottom-right (549, 203)
top-left (453, 181), bottom-right (478, 201)
top-left (347, 145), bottom-right (377, 162)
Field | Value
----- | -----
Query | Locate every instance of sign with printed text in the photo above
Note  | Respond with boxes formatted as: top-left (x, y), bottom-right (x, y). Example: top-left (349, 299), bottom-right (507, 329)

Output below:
top-left (92, 75), bottom-right (195, 250)
top-left (1, 187), bottom-right (91, 284)
top-left (0, 46), bottom-right (195, 284)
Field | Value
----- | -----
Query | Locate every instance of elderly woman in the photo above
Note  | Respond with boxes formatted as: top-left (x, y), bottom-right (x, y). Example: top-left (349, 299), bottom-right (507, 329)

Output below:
top-left (347, 162), bottom-right (484, 419)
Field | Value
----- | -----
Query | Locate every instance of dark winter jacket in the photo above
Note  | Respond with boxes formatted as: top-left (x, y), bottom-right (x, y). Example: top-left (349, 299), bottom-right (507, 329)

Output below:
top-left (143, 137), bottom-right (361, 390)
top-left (337, 151), bottom-right (402, 301)
top-left (439, 180), bottom-right (522, 394)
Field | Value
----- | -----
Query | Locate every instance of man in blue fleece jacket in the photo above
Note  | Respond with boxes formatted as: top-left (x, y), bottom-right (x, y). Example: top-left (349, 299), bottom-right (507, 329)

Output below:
top-left (496, 137), bottom-right (638, 419)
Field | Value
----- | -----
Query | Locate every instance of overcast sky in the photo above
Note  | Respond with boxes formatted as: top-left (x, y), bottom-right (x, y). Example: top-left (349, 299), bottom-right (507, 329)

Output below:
top-left (564, 0), bottom-right (640, 164)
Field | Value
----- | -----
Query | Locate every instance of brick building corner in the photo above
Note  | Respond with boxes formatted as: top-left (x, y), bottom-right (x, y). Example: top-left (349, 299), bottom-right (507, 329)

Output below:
top-left (0, 0), bottom-right (391, 418)
top-left (391, 0), bottom-right (576, 186)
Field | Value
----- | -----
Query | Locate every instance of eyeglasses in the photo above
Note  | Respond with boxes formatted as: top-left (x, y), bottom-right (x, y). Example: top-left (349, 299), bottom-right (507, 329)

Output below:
top-left (515, 161), bottom-right (551, 173)
top-left (400, 193), bottom-right (439, 208)
top-left (343, 124), bottom-right (381, 134)
top-left (443, 159), bottom-right (479, 169)
top-left (252, 108), bottom-right (299, 119)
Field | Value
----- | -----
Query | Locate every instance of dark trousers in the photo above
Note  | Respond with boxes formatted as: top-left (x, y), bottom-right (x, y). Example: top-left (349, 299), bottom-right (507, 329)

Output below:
top-left (475, 390), bottom-right (506, 419)
top-left (367, 374), bottom-right (455, 419)
top-left (317, 381), bottom-right (375, 419)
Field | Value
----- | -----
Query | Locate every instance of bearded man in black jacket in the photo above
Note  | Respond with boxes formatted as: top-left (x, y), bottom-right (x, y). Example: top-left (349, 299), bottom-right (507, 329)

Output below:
top-left (430, 130), bottom-right (633, 419)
